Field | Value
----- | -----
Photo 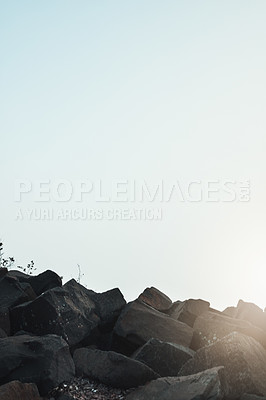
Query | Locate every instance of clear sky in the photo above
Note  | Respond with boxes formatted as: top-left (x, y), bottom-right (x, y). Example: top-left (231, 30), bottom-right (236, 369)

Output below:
top-left (1, 1), bottom-right (266, 311)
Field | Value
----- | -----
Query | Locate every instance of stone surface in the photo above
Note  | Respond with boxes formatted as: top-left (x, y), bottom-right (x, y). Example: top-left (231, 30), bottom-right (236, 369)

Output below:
top-left (113, 300), bottom-right (193, 353)
top-left (235, 300), bottom-right (266, 331)
top-left (132, 338), bottom-right (194, 377)
top-left (0, 380), bottom-right (41, 400)
top-left (126, 367), bottom-right (227, 400)
top-left (138, 287), bottom-right (172, 312)
top-left (8, 269), bottom-right (62, 296)
top-left (168, 299), bottom-right (210, 327)
top-left (74, 348), bottom-right (159, 389)
top-left (240, 395), bottom-right (266, 400)
top-left (0, 327), bottom-right (7, 338)
top-left (0, 275), bottom-right (31, 309)
top-left (10, 283), bottom-right (99, 346)
top-left (191, 311), bottom-right (266, 350)
top-left (0, 334), bottom-right (75, 395)
top-left (180, 332), bottom-right (266, 399)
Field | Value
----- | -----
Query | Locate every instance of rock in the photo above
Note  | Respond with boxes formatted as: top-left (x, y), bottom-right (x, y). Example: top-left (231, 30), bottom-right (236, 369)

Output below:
top-left (0, 334), bottom-right (74, 395)
top-left (138, 287), bottom-right (172, 312)
top-left (8, 269), bottom-right (62, 296)
top-left (191, 311), bottom-right (266, 350)
top-left (64, 280), bottom-right (126, 329)
top-left (0, 380), bottom-right (41, 400)
top-left (57, 395), bottom-right (76, 400)
top-left (240, 395), bottom-right (266, 400)
top-left (180, 332), bottom-right (266, 399)
top-left (132, 338), bottom-right (194, 377)
top-left (0, 328), bottom-right (7, 338)
top-left (0, 275), bottom-right (32, 309)
top-left (10, 284), bottom-right (99, 346)
top-left (126, 366), bottom-right (227, 400)
top-left (235, 300), bottom-right (266, 331)
top-left (168, 299), bottom-right (210, 327)
top-left (222, 306), bottom-right (237, 318)
top-left (0, 308), bottom-right (10, 335)
top-left (73, 348), bottom-right (159, 389)
top-left (0, 268), bottom-right (8, 279)
top-left (113, 300), bottom-right (193, 354)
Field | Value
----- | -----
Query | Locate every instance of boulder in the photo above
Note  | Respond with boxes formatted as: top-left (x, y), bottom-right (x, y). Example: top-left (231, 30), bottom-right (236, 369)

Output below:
top-left (64, 280), bottom-right (126, 329)
top-left (0, 308), bottom-right (9, 335)
top-left (240, 395), bottom-right (266, 400)
top-left (235, 300), bottom-right (266, 331)
top-left (0, 328), bottom-right (7, 338)
top-left (10, 284), bottom-right (99, 346)
top-left (113, 300), bottom-right (193, 354)
top-left (191, 311), bottom-right (266, 350)
top-left (0, 381), bottom-right (41, 400)
top-left (222, 306), bottom-right (237, 318)
top-left (126, 367), bottom-right (227, 400)
top-left (180, 332), bottom-right (266, 399)
top-left (0, 334), bottom-right (74, 395)
top-left (8, 269), bottom-right (62, 296)
top-left (168, 299), bottom-right (210, 327)
top-left (73, 348), bottom-right (159, 389)
top-left (138, 287), bottom-right (172, 312)
top-left (132, 338), bottom-right (194, 377)
top-left (0, 275), bottom-right (32, 309)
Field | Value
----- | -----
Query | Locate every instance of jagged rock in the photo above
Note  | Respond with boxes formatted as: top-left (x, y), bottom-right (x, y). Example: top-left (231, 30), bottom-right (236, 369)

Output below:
top-left (73, 348), bottom-right (159, 389)
top-left (0, 308), bottom-right (10, 335)
top-left (0, 275), bottom-right (33, 309)
top-left (222, 306), bottom-right (237, 318)
top-left (113, 300), bottom-right (193, 354)
top-left (0, 334), bottom-right (74, 395)
top-left (0, 381), bottom-right (41, 400)
top-left (168, 299), bottom-right (210, 327)
top-left (8, 269), bottom-right (62, 296)
top-left (126, 367), bottom-right (227, 400)
top-left (235, 300), bottom-right (266, 331)
top-left (64, 280), bottom-right (126, 329)
top-left (191, 311), bottom-right (266, 350)
top-left (0, 268), bottom-right (8, 279)
top-left (138, 287), bottom-right (172, 312)
top-left (0, 328), bottom-right (7, 338)
top-left (180, 332), bottom-right (266, 399)
top-left (132, 338), bottom-right (194, 377)
top-left (10, 283), bottom-right (100, 346)
top-left (240, 395), bottom-right (266, 400)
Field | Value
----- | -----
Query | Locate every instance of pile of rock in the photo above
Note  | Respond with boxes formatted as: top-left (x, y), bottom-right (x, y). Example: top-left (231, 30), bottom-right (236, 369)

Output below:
top-left (1, 268), bottom-right (266, 399)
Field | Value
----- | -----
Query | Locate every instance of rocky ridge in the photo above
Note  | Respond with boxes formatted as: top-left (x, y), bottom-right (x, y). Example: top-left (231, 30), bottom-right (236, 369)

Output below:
top-left (1, 267), bottom-right (266, 399)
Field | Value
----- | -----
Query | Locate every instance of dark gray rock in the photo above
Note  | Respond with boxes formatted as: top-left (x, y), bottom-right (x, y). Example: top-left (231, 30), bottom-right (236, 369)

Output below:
top-left (132, 338), bottom-right (194, 377)
top-left (8, 269), bottom-right (62, 296)
top-left (180, 332), bottom-right (266, 399)
top-left (113, 300), bottom-right (193, 353)
top-left (0, 327), bottom-right (7, 338)
top-left (0, 334), bottom-right (74, 395)
top-left (168, 299), bottom-right (210, 327)
top-left (138, 287), bottom-right (172, 312)
top-left (240, 395), bottom-right (266, 400)
top-left (0, 380), bottom-right (41, 400)
top-left (10, 284), bottom-right (99, 346)
top-left (126, 367), bottom-right (227, 400)
top-left (73, 348), bottom-right (159, 389)
top-left (191, 311), bottom-right (266, 350)
top-left (0, 275), bottom-right (31, 309)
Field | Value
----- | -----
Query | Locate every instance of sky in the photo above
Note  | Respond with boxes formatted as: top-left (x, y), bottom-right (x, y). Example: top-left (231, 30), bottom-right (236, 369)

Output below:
top-left (1, 1), bottom-right (266, 311)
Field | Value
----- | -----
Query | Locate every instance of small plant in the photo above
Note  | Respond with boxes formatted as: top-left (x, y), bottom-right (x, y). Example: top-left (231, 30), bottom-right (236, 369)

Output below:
top-left (0, 241), bottom-right (36, 275)
top-left (17, 260), bottom-right (37, 275)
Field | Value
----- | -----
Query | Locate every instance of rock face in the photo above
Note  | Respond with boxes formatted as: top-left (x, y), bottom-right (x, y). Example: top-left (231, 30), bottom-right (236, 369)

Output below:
top-left (74, 348), bottom-right (159, 389)
top-left (168, 299), bottom-right (210, 327)
top-left (10, 284), bottom-right (100, 346)
top-left (138, 287), bottom-right (172, 311)
top-left (132, 338), bottom-right (194, 377)
top-left (0, 381), bottom-right (41, 400)
top-left (191, 311), bottom-right (266, 350)
top-left (0, 334), bottom-right (75, 395)
top-left (126, 367), bottom-right (227, 400)
top-left (0, 275), bottom-right (31, 309)
top-left (113, 300), bottom-right (193, 353)
top-left (8, 269), bottom-right (62, 296)
top-left (235, 300), bottom-right (266, 331)
top-left (180, 332), bottom-right (266, 399)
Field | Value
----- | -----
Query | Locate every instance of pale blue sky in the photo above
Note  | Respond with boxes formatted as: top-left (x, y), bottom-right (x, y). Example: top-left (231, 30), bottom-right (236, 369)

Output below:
top-left (1, 1), bottom-right (266, 310)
